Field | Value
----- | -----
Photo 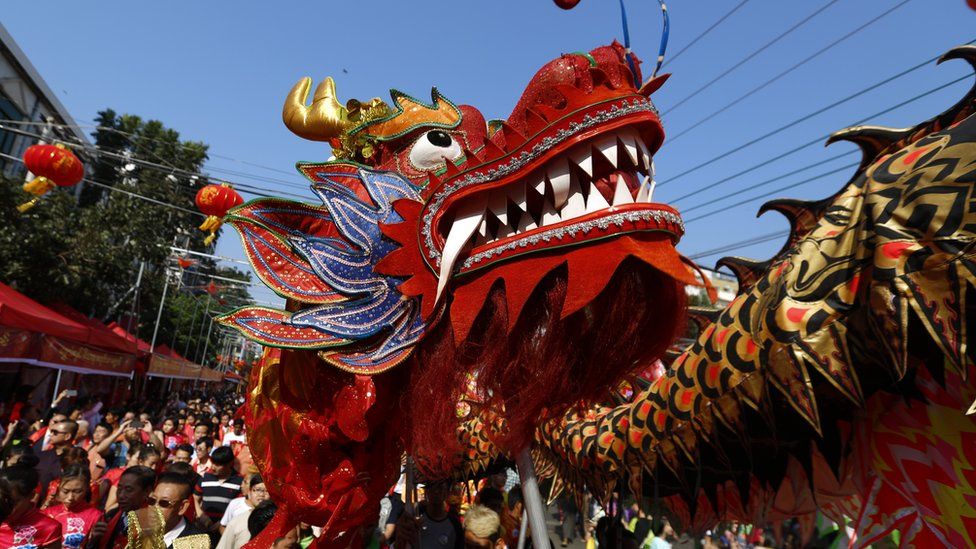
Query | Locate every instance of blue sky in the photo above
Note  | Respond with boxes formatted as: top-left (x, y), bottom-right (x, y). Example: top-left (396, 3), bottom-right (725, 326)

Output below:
top-left (4, 1), bottom-right (975, 307)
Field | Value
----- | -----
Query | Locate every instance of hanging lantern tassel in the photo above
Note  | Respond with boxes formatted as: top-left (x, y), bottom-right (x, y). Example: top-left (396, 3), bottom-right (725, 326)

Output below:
top-left (199, 215), bottom-right (223, 245)
top-left (17, 176), bottom-right (57, 212)
top-left (16, 144), bottom-right (84, 212)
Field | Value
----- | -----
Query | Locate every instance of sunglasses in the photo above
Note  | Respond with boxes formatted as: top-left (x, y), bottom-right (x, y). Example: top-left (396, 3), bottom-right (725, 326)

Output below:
top-left (147, 496), bottom-right (185, 509)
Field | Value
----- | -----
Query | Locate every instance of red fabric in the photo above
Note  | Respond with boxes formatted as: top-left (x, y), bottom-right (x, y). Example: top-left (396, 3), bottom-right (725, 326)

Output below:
top-left (47, 304), bottom-right (137, 355)
top-left (101, 468), bottom-right (124, 488)
top-left (0, 282), bottom-right (90, 342)
top-left (43, 502), bottom-right (102, 549)
top-left (106, 323), bottom-right (152, 353)
top-left (0, 506), bottom-right (62, 548)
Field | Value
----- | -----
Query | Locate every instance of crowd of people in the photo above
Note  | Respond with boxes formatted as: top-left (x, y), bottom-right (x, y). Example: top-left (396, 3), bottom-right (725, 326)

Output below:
top-left (0, 385), bottom-right (832, 549)
top-left (0, 386), bottom-right (305, 549)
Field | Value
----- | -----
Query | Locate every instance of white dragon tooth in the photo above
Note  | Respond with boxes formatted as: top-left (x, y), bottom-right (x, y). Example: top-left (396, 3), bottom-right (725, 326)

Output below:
top-left (547, 161), bottom-right (571, 210)
top-left (635, 174), bottom-right (651, 203)
top-left (647, 177), bottom-right (657, 203)
top-left (595, 135), bottom-right (618, 169)
top-left (585, 183), bottom-right (610, 213)
top-left (530, 172), bottom-right (547, 198)
top-left (562, 172), bottom-right (587, 220)
top-left (436, 203), bottom-right (485, 304)
top-left (570, 147), bottom-right (593, 177)
top-left (636, 139), bottom-right (651, 171)
top-left (474, 217), bottom-right (489, 246)
top-left (612, 175), bottom-right (633, 206)
top-left (541, 199), bottom-right (561, 226)
top-left (620, 134), bottom-right (639, 167)
top-left (649, 160), bottom-right (656, 178)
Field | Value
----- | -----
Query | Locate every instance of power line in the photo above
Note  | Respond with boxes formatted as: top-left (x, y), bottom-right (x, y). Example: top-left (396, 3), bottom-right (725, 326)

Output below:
top-left (666, 0), bottom-right (912, 143)
top-left (687, 230), bottom-right (790, 260)
top-left (663, 0), bottom-right (838, 115)
top-left (660, 0), bottom-right (752, 69)
top-left (0, 122), bottom-right (310, 200)
top-left (0, 151), bottom-right (206, 217)
top-left (5, 117), bottom-right (309, 184)
top-left (661, 73), bottom-right (971, 202)
top-left (677, 150), bottom-right (855, 209)
top-left (659, 39), bottom-right (975, 187)
top-left (684, 161), bottom-right (860, 224)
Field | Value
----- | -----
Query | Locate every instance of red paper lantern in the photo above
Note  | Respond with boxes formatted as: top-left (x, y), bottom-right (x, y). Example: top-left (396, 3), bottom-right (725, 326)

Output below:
top-left (177, 257), bottom-right (195, 269)
top-left (194, 183), bottom-right (243, 244)
top-left (18, 143), bottom-right (84, 212)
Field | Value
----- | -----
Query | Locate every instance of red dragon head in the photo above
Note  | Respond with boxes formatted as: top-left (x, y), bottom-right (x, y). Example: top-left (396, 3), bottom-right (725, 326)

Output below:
top-left (220, 43), bottom-right (698, 480)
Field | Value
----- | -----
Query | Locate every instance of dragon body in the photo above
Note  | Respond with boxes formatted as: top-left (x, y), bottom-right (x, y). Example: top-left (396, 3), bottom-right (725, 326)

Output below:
top-left (216, 10), bottom-right (976, 542)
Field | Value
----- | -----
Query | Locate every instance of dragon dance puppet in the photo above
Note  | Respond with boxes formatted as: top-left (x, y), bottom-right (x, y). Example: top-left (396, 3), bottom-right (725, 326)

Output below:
top-left (212, 4), bottom-right (976, 547)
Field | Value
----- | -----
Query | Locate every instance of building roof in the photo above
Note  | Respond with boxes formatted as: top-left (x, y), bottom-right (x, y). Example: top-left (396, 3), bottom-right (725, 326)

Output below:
top-left (0, 22), bottom-right (88, 145)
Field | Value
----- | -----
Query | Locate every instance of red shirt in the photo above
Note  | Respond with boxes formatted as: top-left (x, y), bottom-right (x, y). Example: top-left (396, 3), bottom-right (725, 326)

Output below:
top-left (162, 432), bottom-right (185, 451)
top-left (0, 506), bottom-right (62, 548)
top-left (102, 468), bottom-right (125, 487)
top-left (44, 503), bottom-right (102, 549)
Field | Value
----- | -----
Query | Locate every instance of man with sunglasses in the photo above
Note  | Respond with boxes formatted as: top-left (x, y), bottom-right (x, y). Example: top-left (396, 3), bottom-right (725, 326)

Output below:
top-left (150, 472), bottom-right (211, 548)
top-left (36, 419), bottom-right (79, 495)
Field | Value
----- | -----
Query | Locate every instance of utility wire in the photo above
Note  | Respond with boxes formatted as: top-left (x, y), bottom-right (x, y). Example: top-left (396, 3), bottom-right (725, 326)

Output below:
top-left (687, 230), bottom-right (790, 260)
top-left (4, 118), bottom-right (307, 182)
top-left (0, 151), bottom-right (205, 217)
top-left (663, 0), bottom-right (838, 115)
top-left (661, 73), bottom-right (972, 202)
top-left (0, 122), bottom-right (309, 200)
top-left (659, 39), bottom-right (975, 187)
top-left (684, 161), bottom-right (860, 224)
top-left (666, 0), bottom-right (913, 143)
top-left (661, 0), bottom-right (752, 69)
top-left (677, 150), bottom-right (855, 209)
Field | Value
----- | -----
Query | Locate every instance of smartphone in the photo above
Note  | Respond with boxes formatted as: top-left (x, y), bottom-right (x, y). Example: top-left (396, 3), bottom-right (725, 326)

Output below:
top-left (65, 390), bottom-right (77, 397)
top-left (130, 420), bottom-right (144, 430)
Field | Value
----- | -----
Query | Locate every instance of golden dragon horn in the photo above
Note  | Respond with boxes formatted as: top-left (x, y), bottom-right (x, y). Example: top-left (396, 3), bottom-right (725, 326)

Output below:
top-left (282, 77), bottom-right (352, 142)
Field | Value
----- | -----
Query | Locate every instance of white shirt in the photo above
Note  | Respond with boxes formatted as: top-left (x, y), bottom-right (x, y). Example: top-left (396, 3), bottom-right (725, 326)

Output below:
top-left (216, 508), bottom-right (253, 549)
top-left (164, 518), bottom-right (188, 547)
top-left (219, 497), bottom-right (249, 527)
top-left (222, 432), bottom-right (246, 447)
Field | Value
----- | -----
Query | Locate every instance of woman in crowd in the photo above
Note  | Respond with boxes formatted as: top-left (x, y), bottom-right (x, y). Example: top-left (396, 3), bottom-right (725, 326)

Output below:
top-left (155, 417), bottom-right (185, 455)
top-left (0, 465), bottom-right (62, 548)
top-left (41, 447), bottom-right (93, 509)
top-left (43, 464), bottom-right (102, 549)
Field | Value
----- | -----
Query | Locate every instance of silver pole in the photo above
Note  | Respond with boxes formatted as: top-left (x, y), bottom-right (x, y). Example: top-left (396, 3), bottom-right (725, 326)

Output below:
top-left (517, 448), bottom-right (550, 549)
top-left (517, 509), bottom-right (529, 549)
top-left (149, 274), bottom-right (170, 353)
top-left (51, 369), bottom-right (63, 406)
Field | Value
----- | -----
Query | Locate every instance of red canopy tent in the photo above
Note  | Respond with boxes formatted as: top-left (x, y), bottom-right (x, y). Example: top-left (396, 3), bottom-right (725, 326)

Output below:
top-left (0, 282), bottom-right (136, 377)
top-left (48, 303), bottom-right (138, 355)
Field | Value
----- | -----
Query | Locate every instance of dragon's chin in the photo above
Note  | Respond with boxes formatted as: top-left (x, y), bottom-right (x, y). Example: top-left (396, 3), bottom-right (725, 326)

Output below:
top-left (405, 255), bottom-right (687, 477)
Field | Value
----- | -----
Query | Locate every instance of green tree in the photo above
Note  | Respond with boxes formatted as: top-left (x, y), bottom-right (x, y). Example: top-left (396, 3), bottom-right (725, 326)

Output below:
top-left (0, 110), bottom-right (252, 367)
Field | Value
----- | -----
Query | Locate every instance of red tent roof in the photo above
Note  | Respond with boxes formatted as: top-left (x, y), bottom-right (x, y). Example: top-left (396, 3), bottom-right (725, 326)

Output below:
top-left (48, 304), bottom-right (137, 355)
top-left (107, 322), bottom-right (152, 353)
top-left (0, 282), bottom-right (91, 342)
top-left (154, 344), bottom-right (186, 360)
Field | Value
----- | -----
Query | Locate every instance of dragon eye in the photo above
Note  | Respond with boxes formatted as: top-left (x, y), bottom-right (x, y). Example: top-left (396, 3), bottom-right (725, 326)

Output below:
top-left (409, 130), bottom-right (462, 170)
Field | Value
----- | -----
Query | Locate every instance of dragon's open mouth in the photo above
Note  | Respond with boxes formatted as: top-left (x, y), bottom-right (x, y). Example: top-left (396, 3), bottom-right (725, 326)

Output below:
top-left (428, 108), bottom-right (684, 300)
